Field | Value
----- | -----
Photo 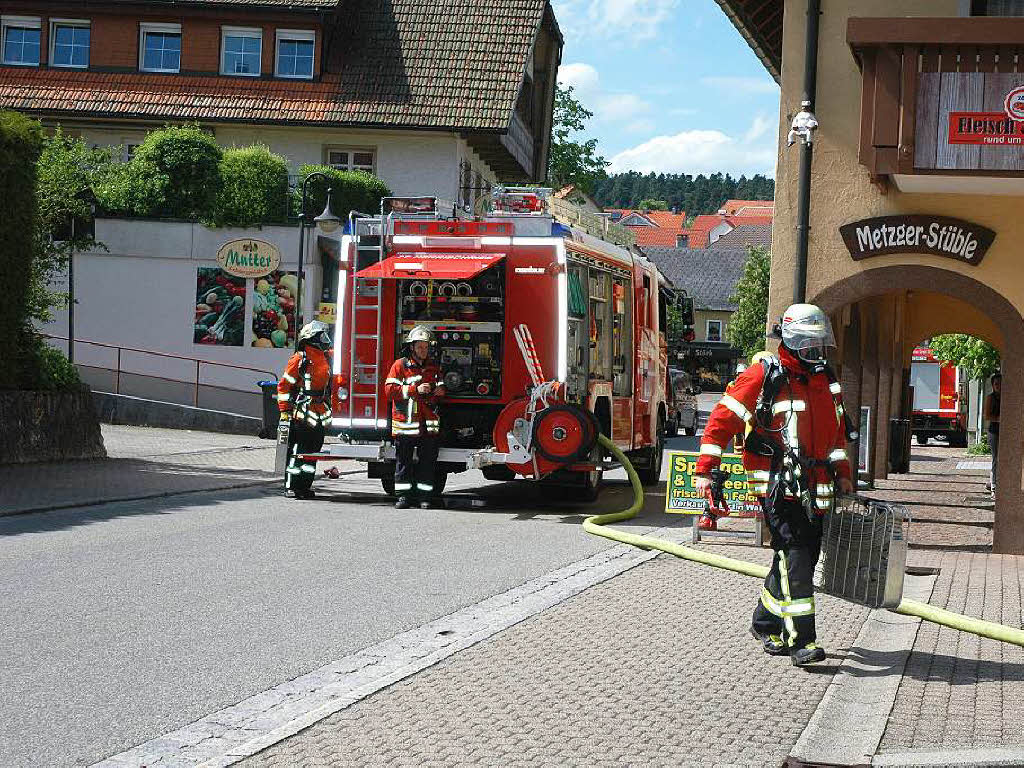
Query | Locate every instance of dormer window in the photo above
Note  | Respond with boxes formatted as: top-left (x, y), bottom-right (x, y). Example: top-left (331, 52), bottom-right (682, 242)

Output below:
top-left (2, 16), bottom-right (41, 66)
top-left (140, 23), bottom-right (181, 73)
top-left (276, 29), bottom-right (314, 79)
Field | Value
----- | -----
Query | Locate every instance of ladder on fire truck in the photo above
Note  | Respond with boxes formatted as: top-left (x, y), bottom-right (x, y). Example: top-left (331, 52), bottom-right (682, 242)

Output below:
top-left (346, 212), bottom-right (386, 429)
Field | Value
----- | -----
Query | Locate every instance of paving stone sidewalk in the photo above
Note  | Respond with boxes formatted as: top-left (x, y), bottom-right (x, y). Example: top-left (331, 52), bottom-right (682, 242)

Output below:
top-left (0, 425), bottom-right (359, 515)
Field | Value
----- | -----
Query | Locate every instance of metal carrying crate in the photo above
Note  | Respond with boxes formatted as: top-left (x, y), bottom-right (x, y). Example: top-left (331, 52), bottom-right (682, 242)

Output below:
top-left (815, 495), bottom-right (910, 609)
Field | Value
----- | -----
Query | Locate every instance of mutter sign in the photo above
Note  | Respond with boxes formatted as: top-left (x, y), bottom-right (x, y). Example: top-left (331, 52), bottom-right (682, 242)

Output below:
top-left (216, 238), bottom-right (282, 278)
top-left (839, 215), bottom-right (995, 265)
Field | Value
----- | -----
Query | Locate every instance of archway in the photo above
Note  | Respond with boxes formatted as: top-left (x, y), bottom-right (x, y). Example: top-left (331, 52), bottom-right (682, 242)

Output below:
top-left (811, 265), bottom-right (1024, 554)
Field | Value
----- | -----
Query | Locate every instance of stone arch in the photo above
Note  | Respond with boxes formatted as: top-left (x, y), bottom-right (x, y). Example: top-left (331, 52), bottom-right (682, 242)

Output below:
top-left (811, 265), bottom-right (1024, 554)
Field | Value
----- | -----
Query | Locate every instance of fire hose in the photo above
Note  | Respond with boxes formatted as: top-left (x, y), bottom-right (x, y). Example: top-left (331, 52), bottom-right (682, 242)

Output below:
top-left (583, 434), bottom-right (1024, 648)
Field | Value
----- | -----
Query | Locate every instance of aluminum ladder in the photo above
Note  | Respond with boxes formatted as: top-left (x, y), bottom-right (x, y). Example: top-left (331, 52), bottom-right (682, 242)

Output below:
top-left (346, 213), bottom-right (386, 428)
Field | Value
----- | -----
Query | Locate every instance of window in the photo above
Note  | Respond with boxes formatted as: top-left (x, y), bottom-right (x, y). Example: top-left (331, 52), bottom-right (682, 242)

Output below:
top-left (706, 320), bottom-right (723, 343)
top-left (221, 26), bottom-right (261, 76)
top-left (2, 16), bottom-right (40, 66)
top-left (276, 29), bottom-right (314, 79)
top-left (971, 0), bottom-right (1024, 14)
top-left (50, 20), bottom-right (89, 68)
top-left (324, 147), bottom-right (375, 173)
top-left (140, 23), bottom-right (181, 73)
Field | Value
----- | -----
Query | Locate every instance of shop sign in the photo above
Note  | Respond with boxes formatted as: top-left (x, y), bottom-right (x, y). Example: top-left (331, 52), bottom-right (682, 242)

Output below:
top-left (839, 215), bottom-right (995, 264)
top-left (316, 302), bottom-right (337, 324)
top-left (216, 238), bottom-right (281, 278)
top-left (665, 451), bottom-right (759, 516)
top-left (1005, 85), bottom-right (1024, 122)
top-left (948, 112), bottom-right (1024, 146)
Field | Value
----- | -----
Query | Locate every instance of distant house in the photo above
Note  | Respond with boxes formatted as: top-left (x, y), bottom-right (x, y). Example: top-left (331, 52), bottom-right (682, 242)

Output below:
top-left (553, 185), bottom-right (602, 212)
top-left (605, 207), bottom-right (688, 248)
top-left (720, 199), bottom-right (775, 217)
top-left (0, 0), bottom-right (563, 204)
top-left (684, 213), bottom-right (774, 249)
top-left (711, 223), bottom-right (772, 250)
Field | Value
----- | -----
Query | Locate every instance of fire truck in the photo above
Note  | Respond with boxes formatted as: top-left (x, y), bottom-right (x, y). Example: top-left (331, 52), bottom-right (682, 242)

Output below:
top-left (315, 188), bottom-right (672, 499)
top-left (910, 345), bottom-right (968, 447)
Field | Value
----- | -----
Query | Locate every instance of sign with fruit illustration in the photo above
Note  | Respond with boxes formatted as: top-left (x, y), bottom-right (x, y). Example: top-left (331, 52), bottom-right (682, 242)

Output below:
top-left (252, 271), bottom-right (298, 348)
top-left (216, 238), bottom-right (281, 279)
top-left (195, 268), bottom-right (246, 346)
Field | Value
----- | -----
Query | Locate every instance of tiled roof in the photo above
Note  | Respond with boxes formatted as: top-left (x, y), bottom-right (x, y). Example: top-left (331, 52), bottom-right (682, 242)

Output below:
top-left (711, 223), bottom-right (772, 250)
top-left (721, 199), bottom-right (774, 216)
top-left (606, 208), bottom-right (686, 228)
top-left (0, 0), bottom-right (551, 131)
top-left (644, 247), bottom-right (751, 311)
top-left (632, 227), bottom-right (684, 247)
top-left (686, 213), bottom-right (774, 248)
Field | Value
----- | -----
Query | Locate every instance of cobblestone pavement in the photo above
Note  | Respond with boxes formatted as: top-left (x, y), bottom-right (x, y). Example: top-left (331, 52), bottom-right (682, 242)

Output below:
top-left (0, 425), bottom-right (360, 515)
top-left (244, 544), bottom-right (871, 768)
top-left (862, 446), bottom-right (1024, 757)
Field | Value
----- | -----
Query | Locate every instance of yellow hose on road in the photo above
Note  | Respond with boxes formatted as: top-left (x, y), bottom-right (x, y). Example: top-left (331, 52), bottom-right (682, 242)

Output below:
top-left (584, 434), bottom-right (1024, 649)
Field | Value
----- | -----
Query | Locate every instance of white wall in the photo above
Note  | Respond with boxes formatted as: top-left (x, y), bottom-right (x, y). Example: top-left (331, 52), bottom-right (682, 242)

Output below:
top-left (75, 124), bottom-right (473, 202)
top-left (45, 219), bottom-right (329, 401)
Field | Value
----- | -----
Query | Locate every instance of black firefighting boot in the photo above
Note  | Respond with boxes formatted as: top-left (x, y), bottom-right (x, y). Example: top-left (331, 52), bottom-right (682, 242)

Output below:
top-left (395, 496), bottom-right (412, 509)
top-left (750, 627), bottom-right (787, 656)
top-left (790, 643), bottom-right (827, 666)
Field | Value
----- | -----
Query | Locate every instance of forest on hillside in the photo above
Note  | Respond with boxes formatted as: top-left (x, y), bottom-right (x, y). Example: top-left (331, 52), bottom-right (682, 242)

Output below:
top-left (591, 171), bottom-right (775, 215)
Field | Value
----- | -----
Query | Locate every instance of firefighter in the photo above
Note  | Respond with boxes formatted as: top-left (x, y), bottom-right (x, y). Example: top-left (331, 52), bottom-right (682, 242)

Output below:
top-left (384, 325), bottom-right (446, 509)
top-left (695, 304), bottom-right (854, 666)
top-left (277, 321), bottom-right (338, 499)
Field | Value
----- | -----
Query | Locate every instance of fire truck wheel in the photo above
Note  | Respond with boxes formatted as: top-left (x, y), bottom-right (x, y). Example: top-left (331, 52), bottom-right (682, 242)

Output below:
top-left (684, 425), bottom-right (697, 437)
top-left (637, 416), bottom-right (666, 486)
top-left (915, 434), bottom-right (928, 446)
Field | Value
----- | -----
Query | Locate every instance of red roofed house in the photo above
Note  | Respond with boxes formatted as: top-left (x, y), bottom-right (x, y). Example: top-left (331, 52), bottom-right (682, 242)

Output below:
top-left (0, 0), bottom-right (562, 205)
top-left (685, 213), bottom-right (774, 249)
top-left (720, 199), bottom-right (775, 217)
top-left (606, 208), bottom-right (689, 248)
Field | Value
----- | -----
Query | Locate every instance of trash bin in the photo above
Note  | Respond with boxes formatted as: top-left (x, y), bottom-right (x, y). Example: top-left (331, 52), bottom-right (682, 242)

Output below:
top-left (257, 380), bottom-right (279, 439)
top-left (888, 418), bottom-right (911, 474)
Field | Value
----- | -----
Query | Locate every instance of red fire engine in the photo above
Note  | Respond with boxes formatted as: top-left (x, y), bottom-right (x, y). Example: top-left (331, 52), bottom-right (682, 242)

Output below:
top-left (911, 345), bottom-right (968, 447)
top-left (315, 188), bottom-right (672, 499)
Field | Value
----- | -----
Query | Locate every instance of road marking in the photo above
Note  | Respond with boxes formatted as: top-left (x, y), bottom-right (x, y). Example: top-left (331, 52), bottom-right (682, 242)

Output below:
top-left (91, 524), bottom-right (690, 768)
top-left (789, 574), bottom-right (937, 767)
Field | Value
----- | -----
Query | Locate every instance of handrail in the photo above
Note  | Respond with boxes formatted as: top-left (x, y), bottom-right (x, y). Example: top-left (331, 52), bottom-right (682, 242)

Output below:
top-left (42, 333), bottom-right (278, 407)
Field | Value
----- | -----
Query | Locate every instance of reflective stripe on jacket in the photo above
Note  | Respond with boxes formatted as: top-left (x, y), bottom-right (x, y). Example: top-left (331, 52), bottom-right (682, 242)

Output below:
top-left (278, 348), bottom-right (337, 428)
top-left (384, 356), bottom-right (443, 437)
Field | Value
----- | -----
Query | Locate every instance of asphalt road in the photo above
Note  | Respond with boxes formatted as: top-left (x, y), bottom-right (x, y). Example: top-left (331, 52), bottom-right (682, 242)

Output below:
top-left (0, 432), bottom-right (704, 768)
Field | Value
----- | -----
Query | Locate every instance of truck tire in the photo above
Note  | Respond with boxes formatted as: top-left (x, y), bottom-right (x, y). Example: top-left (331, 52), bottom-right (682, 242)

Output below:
top-left (482, 465), bottom-right (516, 482)
top-left (915, 434), bottom-right (928, 446)
top-left (949, 430), bottom-right (968, 448)
top-left (684, 423), bottom-right (696, 437)
top-left (637, 416), bottom-right (666, 486)
top-left (665, 417), bottom-right (678, 438)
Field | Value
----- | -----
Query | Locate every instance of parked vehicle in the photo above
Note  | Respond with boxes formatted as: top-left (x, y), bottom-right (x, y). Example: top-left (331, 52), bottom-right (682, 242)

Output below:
top-left (314, 188), bottom-right (673, 499)
top-left (666, 368), bottom-right (699, 436)
top-left (910, 346), bottom-right (968, 447)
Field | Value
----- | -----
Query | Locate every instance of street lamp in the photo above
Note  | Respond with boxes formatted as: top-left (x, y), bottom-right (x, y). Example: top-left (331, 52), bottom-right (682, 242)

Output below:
top-left (295, 173), bottom-right (341, 350)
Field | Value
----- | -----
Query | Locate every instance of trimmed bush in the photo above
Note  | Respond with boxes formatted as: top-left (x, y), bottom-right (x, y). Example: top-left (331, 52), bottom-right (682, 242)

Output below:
top-left (213, 145), bottom-right (289, 227)
top-left (295, 164), bottom-right (391, 221)
top-left (96, 124), bottom-right (222, 219)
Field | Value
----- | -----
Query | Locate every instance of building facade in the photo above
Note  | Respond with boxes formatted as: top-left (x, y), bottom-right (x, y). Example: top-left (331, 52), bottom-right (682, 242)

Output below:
top-left (718, 0), bottom-right (1024, 552)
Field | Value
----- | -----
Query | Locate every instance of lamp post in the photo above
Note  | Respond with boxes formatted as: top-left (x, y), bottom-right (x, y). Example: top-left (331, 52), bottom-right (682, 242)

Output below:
top-left (295, 172), bottom-right (341, 350)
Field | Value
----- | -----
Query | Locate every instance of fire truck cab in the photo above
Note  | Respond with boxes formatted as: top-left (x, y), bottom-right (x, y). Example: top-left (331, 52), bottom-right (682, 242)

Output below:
top-left (910, 346), bottom-right (969, 447)
top-left (319, 188), bottom-right (671, 499)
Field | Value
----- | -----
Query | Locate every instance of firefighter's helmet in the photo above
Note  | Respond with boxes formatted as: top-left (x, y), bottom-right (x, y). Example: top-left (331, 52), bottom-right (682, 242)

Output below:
top-left (405, 325), bottom-right (435, 345)
top-left (298, 321), bottom-right (332, 350)
top-left (771, 303), bottom-right (835, 363)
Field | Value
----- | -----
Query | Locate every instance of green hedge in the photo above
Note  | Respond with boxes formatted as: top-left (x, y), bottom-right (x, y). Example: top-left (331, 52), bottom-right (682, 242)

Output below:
top-left (213, 145), bottom-right (289, 227)
top-left (295, 165), bottom-right (391, 221)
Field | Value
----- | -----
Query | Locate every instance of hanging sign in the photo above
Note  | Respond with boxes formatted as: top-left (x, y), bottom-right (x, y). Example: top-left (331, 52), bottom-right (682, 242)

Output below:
top-left (216, 238), bottom-right (281, 278)
top-left (947, 112), bottom-right (1024, 146)
top-left (665, 451), bottom-right (759, 516)
top-left (839, 215), bottom-right (995, 264)
top-left (1005, 85), bottom-right (1024, 121)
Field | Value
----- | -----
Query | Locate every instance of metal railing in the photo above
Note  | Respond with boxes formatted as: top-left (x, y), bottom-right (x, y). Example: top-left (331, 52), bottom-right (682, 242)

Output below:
top-left (42, 334), bottom-right (277, 407)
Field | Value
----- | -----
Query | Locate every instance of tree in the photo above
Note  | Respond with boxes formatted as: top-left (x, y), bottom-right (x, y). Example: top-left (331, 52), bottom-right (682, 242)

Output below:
top-left (636, 199), bottom-right (668, 211)
top-left (547, 85), bottom-right (608, 194)
top-left (726, 246), bottom-right (771, 359)
top-left (929, 335), bottom-right (1001, 381)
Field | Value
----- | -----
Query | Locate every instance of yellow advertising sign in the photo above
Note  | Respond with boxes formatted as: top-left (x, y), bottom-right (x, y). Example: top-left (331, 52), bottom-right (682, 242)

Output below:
top-left (316, 302), bottom-right (337, 324)
top-left (665, 450), bottom-right (760, 517)
top-left (216, 238), bottom-right (281, 279)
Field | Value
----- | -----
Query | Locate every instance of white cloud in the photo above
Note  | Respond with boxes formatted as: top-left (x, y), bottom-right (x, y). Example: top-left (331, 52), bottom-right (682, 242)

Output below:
top-left (744, 114), bottom-right (774, 143)
top-left (625, 118), bottom-right (657, 134)
top-left (598, 93), bottom-right (651, 121)
top-left (700, 76), bottom-right (780, 95)
top-left (557, 62), bottom-right (599, 92)
top-left (552, 0), bottom-right (680, 41)
top-left (608, 119), bottom-right (777, 177)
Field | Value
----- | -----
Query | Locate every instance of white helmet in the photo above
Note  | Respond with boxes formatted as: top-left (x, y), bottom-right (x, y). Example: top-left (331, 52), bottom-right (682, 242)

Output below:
top-left (405, 325), bottom-right (434, 344)
top-left (775, 303), bottom-right (835, 363)
top-left (298, 320), bottom-right (332, 350)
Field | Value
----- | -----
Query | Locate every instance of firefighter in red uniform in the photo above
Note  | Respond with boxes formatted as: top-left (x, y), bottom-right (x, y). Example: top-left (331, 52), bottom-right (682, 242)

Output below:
top-left (695, 304), bottom-right (855, 666)
top-left (277, 321), bottom-right (340, 499)
top-left (384, 326), bottom-right (446, 509)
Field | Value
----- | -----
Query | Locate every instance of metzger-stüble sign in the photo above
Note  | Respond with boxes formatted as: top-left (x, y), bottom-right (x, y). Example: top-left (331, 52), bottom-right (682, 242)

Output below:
top-left (839, 215), bottom-right (995, 265)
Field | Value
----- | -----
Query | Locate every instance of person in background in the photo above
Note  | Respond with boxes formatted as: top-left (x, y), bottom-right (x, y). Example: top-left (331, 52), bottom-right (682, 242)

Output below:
top-left (384, 326), bottom-right (447, 509)
top-left (986, 373), bottom-right (1001, 497)
top-left (277, 321), bottom-right (342, 499)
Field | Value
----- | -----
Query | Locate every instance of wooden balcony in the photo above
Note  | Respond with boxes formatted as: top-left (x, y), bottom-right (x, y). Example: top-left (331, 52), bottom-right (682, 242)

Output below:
top-left (848, 17), bottom-right (1024, 192)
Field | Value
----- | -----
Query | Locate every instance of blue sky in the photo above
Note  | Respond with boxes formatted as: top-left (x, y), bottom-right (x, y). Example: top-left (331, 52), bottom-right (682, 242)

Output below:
top-left (552, 0), bottom-right (781, 178)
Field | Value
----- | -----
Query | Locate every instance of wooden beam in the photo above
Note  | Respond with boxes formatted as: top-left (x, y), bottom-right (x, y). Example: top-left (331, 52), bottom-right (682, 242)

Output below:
top-left (848, 17), bottom-right (1024, 47)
